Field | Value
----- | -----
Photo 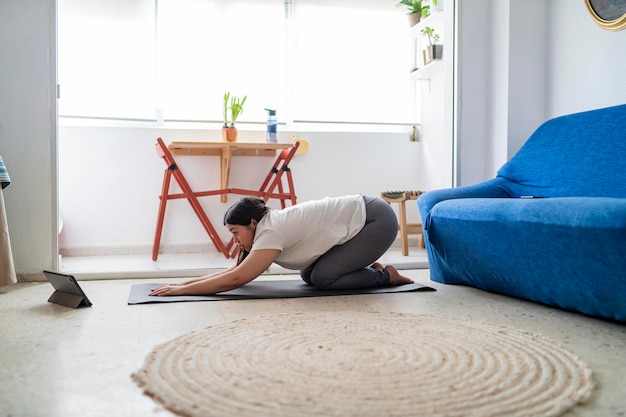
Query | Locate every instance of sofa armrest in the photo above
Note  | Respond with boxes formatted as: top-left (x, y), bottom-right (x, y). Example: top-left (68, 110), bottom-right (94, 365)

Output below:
top-left (418, 178), bottom-right (513, 221)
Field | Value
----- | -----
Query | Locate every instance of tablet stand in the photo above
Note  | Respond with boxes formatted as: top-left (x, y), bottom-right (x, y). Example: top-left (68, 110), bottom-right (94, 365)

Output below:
top-left (48, 290), bottom-right (90, 308)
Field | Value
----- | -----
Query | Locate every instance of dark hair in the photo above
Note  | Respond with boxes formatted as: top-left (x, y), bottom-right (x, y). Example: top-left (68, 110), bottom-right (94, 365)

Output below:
top-left (223, 197), bottom-right (268, 226)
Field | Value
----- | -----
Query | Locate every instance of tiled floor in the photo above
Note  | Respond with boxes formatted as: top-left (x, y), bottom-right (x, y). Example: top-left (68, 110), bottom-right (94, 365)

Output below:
top-left (1, 268), bottom-right (625, 417)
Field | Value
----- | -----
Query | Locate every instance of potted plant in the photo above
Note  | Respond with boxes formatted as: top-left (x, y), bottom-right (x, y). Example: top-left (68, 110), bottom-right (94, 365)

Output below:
top-left (396, 0), bottom-right (430, 27)
top-left (424, 0), bottom-right (444, 13)
top-left (222, 91), bottom-right (247, 142)
top-left (420, 26), bottom-right (443, 64)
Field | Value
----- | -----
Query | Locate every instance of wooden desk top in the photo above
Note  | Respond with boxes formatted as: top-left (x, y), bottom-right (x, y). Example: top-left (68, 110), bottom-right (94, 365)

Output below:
top-left (169, 141), bottom-right (293, 156)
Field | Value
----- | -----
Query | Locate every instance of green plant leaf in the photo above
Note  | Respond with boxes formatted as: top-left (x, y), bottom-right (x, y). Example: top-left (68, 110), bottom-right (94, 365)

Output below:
top-left (396, 0), bottom-right (424, 15)
top-left (229, 94), bottom-right (247, 125)
top-left (420, 26), bottom-right (439, 45)
top-left (223, 91), bottom-right (230, 125)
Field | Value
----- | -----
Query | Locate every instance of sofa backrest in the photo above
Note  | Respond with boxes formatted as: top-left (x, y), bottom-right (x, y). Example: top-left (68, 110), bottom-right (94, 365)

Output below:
top-left (497, 103), bottom-right (626, 198)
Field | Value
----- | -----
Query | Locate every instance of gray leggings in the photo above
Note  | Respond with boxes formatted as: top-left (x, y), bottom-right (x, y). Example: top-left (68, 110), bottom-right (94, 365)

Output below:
top-left (299, 195), bottom-right (398, 290)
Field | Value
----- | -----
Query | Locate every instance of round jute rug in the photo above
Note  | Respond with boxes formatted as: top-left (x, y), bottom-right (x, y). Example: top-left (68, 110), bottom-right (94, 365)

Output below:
top-left (132, 312), bottom-right (594, 417)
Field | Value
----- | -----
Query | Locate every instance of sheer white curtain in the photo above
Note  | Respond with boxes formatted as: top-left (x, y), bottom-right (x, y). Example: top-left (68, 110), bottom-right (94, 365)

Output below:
top-left (58, 0), bottom-right (156, 120)
top-left (0, 189), bottom-right (16, 286)
top-left (58, 0), bottom-right (416, 126)
top-left (0, 156), bottom-right (16, 286)
top-left (157, 0), bottom-right (286, 123)
top-left (290, 0), bottom-right (416, 125)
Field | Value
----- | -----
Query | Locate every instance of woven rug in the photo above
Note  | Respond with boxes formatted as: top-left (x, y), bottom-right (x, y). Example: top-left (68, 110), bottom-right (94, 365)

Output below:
top-left (132, 312), bottom-right (594, 417)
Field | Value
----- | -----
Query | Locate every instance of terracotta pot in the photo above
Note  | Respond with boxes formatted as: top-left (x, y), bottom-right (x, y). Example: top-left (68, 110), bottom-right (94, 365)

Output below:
top-left (408, 12), bottom-right (421, 27)
top-left (222, 126), bottom-right (238, 142)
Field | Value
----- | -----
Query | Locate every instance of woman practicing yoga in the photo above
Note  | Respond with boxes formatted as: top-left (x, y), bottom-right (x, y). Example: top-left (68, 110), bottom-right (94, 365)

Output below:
top-left (150, 194), bottom-right (413, 296)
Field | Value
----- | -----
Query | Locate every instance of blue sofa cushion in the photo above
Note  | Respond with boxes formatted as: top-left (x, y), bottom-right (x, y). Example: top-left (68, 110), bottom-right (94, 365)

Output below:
top-left (418, 104), bottom-right (626, 321)
top-left (425, 196), bottom-right (626, 320)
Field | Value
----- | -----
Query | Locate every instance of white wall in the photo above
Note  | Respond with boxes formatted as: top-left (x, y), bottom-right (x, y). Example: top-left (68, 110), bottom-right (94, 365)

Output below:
top-left (0, 0), bottom-right (57, 278)
top-left (456, 0), bottom-right (548, 184)
top-left (505, 0), bottom-right (548, 159)
top-left (58, 127), bottom-right (429, 255)
top-left (547, 0), bottom-right (626, 116)
top-left (456, 0), bottom-right (625, 186)
top-left (455, 0), bottom-right (493, 186)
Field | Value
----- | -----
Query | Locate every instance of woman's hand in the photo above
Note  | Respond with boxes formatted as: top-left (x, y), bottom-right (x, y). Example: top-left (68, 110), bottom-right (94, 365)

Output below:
top-left (148, 249), bottom-right (280, 296)
top-left (149, 284), bottom-right (187, 297)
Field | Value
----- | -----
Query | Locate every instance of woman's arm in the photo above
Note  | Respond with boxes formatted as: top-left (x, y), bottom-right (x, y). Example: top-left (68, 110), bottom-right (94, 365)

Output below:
top-left (149, 249), bottom-right (280, 296)
top-left (168, 264), bottom-right (237, 286)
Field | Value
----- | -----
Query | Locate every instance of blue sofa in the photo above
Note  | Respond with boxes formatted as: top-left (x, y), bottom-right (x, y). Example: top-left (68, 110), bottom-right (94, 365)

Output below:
top-left (418, 104), bottom-right (626, 321)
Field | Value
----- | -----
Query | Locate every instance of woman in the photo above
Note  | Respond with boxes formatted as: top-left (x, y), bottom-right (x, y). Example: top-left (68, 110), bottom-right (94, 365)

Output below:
top-left (150, 194), bottom-right (413, 296)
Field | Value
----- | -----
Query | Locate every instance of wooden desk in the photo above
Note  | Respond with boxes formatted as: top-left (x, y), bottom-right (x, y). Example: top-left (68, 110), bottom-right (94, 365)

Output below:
top-left (153, 138), bottom-right (299, 259)
top-left (168, 141), bottom-right (294, 203)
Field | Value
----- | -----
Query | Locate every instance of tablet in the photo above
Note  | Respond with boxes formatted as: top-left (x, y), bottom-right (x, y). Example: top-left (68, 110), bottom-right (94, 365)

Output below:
top-left (43, 270), bottom-right (92, 308)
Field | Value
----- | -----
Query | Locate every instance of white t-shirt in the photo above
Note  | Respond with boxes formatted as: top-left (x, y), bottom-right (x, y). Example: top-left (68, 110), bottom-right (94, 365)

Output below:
top-left (252, 195), bottom-right (366, 270)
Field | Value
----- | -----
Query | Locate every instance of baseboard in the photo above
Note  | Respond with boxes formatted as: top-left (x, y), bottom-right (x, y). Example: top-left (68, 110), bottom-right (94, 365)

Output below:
top-left (59, 242), bottom-right (219, 257)
top-left (60, 236), bottom-right (423, 257)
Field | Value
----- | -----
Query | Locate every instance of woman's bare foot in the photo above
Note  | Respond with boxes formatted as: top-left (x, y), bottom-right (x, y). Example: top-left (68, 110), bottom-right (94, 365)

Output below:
top-left (371, 262), bottom-right (384, 270)
top-left (385, 265), bottom-right (414, 286)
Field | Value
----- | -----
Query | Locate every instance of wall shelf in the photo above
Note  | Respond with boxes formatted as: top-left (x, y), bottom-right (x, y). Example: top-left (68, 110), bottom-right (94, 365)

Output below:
top-left (409, 11), bottom-right (445, 81)
top-left (411, 60), bottom-right (444, 80)
top-left (409, 12), bottom-right (444, 37)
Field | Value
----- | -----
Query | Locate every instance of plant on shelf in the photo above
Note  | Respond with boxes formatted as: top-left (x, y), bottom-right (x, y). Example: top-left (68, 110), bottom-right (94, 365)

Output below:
top-left (420, 26), bottom-right (443, 65)
top-left (421, 0), bottom-right (443, 13)
top-left (221, 91), bottom-right (247, 142)
top-left (420, 26), bottom-right (440, 46)
top-left (396, 0), bottom-right (430, 27)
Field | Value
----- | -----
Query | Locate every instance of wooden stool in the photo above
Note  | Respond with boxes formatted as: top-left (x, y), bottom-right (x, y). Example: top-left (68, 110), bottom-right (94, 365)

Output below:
top-left (381, 191), bottom-right (425, 256)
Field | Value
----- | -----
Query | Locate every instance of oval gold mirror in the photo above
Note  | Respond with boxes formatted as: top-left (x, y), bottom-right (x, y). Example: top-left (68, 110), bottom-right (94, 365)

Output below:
top-left (585, 0), bottom-right (626, 31)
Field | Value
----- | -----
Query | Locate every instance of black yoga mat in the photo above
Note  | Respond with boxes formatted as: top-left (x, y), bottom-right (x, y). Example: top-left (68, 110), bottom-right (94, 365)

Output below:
top-left (128, 279), bottom-right (435, 305)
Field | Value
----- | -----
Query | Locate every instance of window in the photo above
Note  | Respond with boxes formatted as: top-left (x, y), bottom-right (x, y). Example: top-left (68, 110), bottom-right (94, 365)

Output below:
top-left (157, 0), bottom-right (286, 123)
top-left (291, 0), bottom-right (416, 124)
top-left (58, 0), bottom-right (156, 120)
top-left (58, 0), bottom-right (417, 127)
